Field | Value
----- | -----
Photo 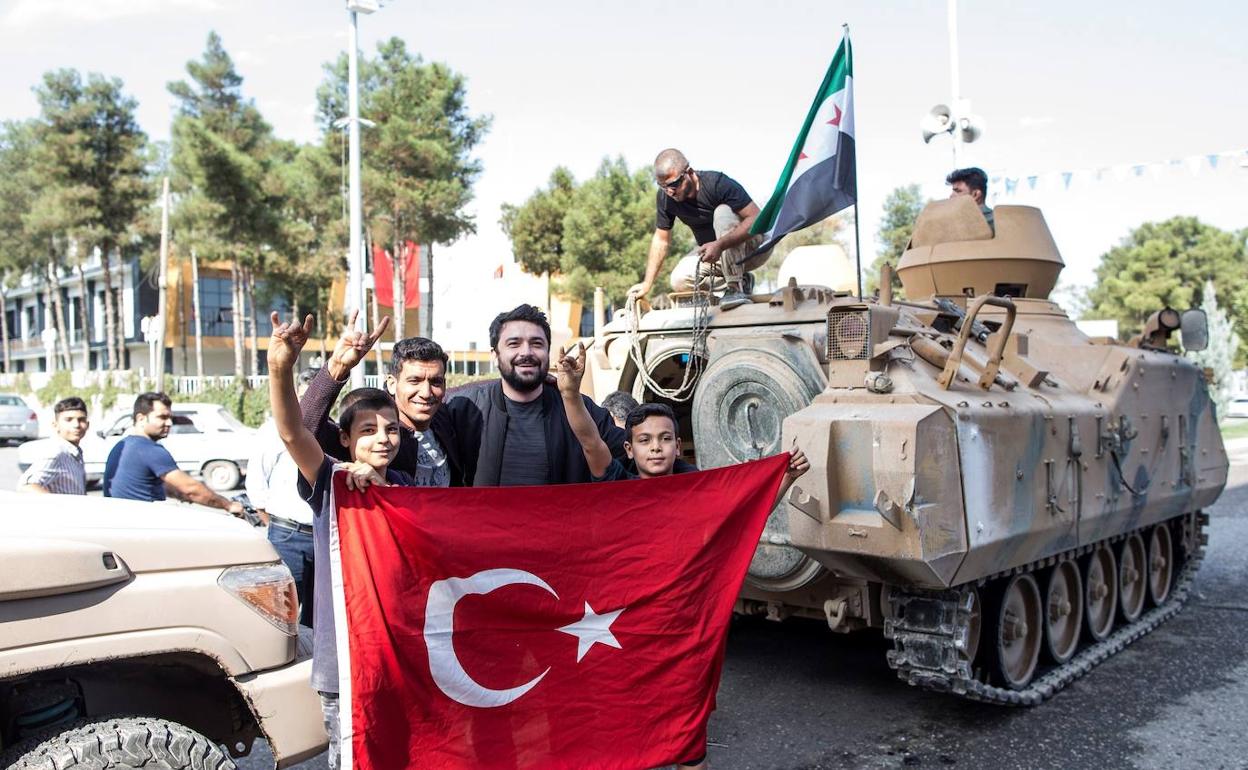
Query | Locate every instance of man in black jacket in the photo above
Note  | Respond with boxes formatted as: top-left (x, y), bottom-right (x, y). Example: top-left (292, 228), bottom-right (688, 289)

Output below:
top-left (443, 304), bottom-right (627, 486)
top-left (299, 311), bottom-right (467, 486)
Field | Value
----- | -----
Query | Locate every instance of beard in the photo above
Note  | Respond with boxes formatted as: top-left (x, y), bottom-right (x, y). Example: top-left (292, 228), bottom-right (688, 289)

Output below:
top-left (499, 353), bottom-right (547, 393)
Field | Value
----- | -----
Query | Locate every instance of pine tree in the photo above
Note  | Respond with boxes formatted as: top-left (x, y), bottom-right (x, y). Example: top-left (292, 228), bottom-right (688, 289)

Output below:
top-left (1187, 281), bottom-right (1241, 421)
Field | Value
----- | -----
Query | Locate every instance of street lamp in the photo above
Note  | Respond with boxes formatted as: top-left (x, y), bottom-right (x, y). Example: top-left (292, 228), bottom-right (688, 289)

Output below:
top-left (345, 0), bottom-right (378, 388)
top-left (918, 0), bottom-right (985, 164)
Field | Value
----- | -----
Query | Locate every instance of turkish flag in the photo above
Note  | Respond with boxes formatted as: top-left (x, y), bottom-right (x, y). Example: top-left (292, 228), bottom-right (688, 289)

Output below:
top-left (372, 240), bottom-right (420, 308)
top-left (329, 455), bottom-right (790, 770)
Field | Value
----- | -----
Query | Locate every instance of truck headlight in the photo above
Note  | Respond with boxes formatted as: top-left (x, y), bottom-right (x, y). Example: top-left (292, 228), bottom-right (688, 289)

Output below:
top-left (218, 564), bottom-right (299, 636)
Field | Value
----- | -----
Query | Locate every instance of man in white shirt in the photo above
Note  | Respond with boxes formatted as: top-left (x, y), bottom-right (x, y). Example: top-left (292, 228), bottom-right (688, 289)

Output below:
top-left (17, 397), bottom-right (89, 495)
top-left (246, 368), bottom-right (318, 626)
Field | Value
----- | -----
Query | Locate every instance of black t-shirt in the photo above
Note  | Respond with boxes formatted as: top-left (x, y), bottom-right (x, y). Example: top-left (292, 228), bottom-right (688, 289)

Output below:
top-left (655, 170), bottom-right (753, 245)
top-left (498, 397), bottom-right (549, 486)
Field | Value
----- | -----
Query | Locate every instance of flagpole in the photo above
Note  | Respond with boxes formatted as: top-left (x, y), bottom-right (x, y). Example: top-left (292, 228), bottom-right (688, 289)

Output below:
top-left (844, 24), bottom-right (863, 300)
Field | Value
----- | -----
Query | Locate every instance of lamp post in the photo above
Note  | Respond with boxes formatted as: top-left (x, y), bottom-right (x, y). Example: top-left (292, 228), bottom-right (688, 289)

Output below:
top-left (346, 0), bottom-right (377, 388)
top-left (919, 0), bottom-right (984, 162)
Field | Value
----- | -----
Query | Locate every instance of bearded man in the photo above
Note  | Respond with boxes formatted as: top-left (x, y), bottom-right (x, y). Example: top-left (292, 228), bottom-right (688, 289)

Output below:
top-left (443, 304), bottom-right (627, 486)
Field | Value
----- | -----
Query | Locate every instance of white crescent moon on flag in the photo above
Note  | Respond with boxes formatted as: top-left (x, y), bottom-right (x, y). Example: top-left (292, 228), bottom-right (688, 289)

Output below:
top-left (424, 568), bottom-right (558, 708)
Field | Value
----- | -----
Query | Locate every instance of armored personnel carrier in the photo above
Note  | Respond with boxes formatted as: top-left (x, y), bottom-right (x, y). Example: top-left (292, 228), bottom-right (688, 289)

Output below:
top-left (586, 196), bottom-right (1229, 704)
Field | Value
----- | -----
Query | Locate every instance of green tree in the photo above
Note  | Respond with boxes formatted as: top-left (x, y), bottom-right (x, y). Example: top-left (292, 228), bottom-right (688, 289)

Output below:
top-left (558, 157), bottom-right (694, 306)
top-left (169, 32), bottom-right (281, 377)
top-left (500, 166), bottom-right (575, 309)
top-left (867, 184), bottom-right (926, 296)
top-left (1187, 281), bottom-right (1241, 419)
top-left (0, 120), bottom-right (45, 372)
top-left (317, 38), bottom-right (490, 338)
top-left (32, 69), bottom-right (150, 370)
top-left (1087, 217), bottom-right (1248, 364)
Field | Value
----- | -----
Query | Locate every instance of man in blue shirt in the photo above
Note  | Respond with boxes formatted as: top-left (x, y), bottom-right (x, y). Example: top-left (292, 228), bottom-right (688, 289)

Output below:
top-left (103, 392), bottom-right (244, 517)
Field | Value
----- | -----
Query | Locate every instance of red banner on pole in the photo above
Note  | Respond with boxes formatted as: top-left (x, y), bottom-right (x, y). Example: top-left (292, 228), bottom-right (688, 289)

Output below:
top-left (372, 240), bottom-right (420, 308)
top-left (330, 455), bottom-right (789, 770)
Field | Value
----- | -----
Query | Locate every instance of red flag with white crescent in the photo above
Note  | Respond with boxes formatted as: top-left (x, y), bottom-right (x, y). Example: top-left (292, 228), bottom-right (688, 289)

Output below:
top-left (328, 455), bottom-right (789, 769)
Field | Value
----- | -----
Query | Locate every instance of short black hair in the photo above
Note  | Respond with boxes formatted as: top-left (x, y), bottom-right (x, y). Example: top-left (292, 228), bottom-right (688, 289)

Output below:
top-left (601, 391), bottom-right (638, 424)
top-left (338, 387), bottom-right (398, 434)
top-left (946, 167), bottom-right (988, 197)
top-left (624, 402), bottom-right (679, 441)
top-left (54, 396), bottom-right (88, 416)
top-left (489, 304), bottom-right (551, 350)
top-left (133, 392), bottom-right (172, 419)
top-left (391, 337), bottom-right (449, 377)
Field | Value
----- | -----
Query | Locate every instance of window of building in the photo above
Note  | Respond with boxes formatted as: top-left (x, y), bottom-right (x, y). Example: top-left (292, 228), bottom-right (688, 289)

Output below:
top-left (197, 277), bottom-right (286, 338)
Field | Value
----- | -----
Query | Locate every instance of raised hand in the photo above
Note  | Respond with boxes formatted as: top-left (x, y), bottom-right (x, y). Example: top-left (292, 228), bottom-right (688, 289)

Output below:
top-left (328, 309), bottom-right (392, 382)
top-left (268, 312), bottom-right (316, 372)
top-left (786, 446), bottom-right (811, 481)
top-left (554, 341), bottom-right (586, 398)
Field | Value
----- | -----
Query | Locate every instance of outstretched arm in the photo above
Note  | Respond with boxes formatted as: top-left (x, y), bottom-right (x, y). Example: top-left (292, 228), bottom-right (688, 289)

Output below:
top-left (556, 342), bottom-right (613, 477)
top-left (300, 309), bottom-right (390, 459)
top-left (269, 312), bottom-right (326, 487)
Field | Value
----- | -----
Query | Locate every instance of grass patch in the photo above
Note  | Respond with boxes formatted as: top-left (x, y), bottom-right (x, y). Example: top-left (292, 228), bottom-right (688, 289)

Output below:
top-left (1221, 420), bottom-right (1248, 441)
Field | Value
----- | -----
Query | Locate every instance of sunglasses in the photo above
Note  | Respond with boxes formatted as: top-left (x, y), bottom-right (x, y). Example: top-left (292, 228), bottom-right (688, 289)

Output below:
top-left (658, 168), bottom-right (688, 191)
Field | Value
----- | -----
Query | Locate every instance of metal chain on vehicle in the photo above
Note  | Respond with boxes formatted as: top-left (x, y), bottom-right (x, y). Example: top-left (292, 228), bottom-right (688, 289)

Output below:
top-left (885, 512), bottom-right (1208, 706)
top-left (624, 261), bottom-right (713, 403)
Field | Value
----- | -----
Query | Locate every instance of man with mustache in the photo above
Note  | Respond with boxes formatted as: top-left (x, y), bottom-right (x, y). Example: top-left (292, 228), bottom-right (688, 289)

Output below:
top-left (443, 303), bottom-right (627, 486)
top-left (298, 310), bottom-right (464, 486)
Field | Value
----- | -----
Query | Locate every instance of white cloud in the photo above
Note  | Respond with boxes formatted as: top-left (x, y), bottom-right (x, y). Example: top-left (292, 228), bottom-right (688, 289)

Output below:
top-left (3, 0), bottom-right (223, 28)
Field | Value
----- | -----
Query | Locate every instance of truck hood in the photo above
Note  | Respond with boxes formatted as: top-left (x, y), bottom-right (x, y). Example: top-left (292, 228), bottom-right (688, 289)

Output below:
top-left (0, 492), bottom-right (279, 572)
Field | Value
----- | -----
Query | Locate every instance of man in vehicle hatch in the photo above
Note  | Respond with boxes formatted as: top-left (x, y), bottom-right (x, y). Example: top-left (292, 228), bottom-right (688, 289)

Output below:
top-left (103, 391), bottom-right (246, 516)
top-left (627, 148), bottom-right (772, 311)
top-left (299, 309), bottom-right (465, 487)
top-left (946, 166), bottom-right (995, 233)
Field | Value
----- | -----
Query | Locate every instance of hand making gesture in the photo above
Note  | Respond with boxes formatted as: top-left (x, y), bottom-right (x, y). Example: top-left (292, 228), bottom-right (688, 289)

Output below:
top-left (268, 312), bottom-right (316, 372)
top-left (327, 309), bottom-right (392, 382)
top-left (555, 341), bottom-right (587, 400)
top-left (786, 446), bottom-right (811, 481)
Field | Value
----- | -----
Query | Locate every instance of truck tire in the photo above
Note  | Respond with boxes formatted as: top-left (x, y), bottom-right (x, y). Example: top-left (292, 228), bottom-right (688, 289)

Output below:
top-left (2, 716), bottom-right (237, 770)
top-left (202, 460), bottom-right (242, 492)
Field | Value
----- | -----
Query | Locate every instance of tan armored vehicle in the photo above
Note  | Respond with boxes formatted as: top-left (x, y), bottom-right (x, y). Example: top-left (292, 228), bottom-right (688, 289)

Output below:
top-left (0, 493), bottom-right (327, 767)
top-left (587, 197), bottom-right (1229, 704)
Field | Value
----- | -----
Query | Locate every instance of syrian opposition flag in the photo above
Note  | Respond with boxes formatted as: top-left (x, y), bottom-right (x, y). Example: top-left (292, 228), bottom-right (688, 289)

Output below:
top-left (750, 29), bottom-right (856, 256)
top-left (328, 455), bottom-right (789, 770)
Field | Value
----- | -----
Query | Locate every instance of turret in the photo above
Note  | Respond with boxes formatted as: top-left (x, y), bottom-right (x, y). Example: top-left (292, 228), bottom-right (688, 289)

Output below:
top-left (896, 196), bottom-right (1064, 300)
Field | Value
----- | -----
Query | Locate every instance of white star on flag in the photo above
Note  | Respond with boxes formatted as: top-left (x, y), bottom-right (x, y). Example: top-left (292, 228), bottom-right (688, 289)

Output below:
top-left (557, 602), bottom-right (624, 662)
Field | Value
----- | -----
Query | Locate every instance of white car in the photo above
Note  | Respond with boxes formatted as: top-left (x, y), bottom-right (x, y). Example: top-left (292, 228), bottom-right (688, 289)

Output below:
top-left (0, 393), bottom-right (39, 445)
top-left (17, 402), bottom-right (255, 491)
top-left (1227, 396), bottom-right (1248, 420)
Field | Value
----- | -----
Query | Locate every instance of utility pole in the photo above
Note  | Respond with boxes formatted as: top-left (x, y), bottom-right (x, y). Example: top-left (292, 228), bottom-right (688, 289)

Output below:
top-left (947, 0), bottom-right (962, 165)
top-left (191, 248), bottom-right (204, 379)
top-left (346, 0), bottom-right (376, 389)
top-left (155, 177), bottom-right (170, 379)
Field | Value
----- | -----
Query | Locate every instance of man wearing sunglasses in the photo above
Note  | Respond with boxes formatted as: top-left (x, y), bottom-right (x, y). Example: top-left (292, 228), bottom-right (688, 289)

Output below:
top-left (626, 148), bottom-right (770, 311)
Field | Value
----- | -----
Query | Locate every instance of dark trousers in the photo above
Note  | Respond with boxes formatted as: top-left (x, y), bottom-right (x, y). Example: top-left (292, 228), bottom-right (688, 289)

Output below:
top-left (267, 522), bottom-right (315, 628)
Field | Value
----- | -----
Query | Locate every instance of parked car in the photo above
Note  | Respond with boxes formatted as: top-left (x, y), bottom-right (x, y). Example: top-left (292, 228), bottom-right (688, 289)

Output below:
top-left (17, 402), bottom-right (254, 491)
top-left (1227, 396), bottom-right (1248, 419)
top-left (0, 394), bottom-right (39, 445)
top-left (0, 491), bottom-right (327, 769)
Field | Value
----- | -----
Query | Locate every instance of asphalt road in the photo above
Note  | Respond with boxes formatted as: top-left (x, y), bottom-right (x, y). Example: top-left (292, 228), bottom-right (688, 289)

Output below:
top-left (6, 444), bottom-right (1247, 770)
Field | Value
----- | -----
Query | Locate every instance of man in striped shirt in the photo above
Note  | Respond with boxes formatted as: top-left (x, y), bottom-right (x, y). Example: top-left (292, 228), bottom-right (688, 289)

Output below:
top-left (17, 397), bottom-right (89, 495)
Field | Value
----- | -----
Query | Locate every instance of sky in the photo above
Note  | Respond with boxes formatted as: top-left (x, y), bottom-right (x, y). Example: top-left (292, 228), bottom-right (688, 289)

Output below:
top-left (1, 0), bottom-right (1245, 348)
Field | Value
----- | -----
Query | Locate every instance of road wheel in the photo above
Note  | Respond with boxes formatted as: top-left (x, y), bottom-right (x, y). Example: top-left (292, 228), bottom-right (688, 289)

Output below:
top-left (202, 460), bottom-right (241, 492)
top-left (1082, 545), bottom-right (1118, 641)
top-left (1146, 524), bottom-right (1174, 606)
top-left (2, 716), bottom-right (237, 769)
top-left (1043, 560), bottom-right (1083, 663)
top-left (1117, 533), bottom-right (1148, 622)
top-left (964, 585), bottom-right (982, 665)
top-left (986, 573), bottom-right (1043, 689)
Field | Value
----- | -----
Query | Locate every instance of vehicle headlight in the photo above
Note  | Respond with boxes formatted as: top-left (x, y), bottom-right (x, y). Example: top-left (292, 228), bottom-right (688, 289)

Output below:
top-left (827, 309), bottom-right (871, 360)
top-left (218, 564), bottom-right (298, 636)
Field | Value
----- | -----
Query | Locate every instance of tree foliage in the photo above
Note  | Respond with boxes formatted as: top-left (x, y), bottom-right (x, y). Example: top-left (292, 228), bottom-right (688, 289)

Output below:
top-left (1087, 216), bottom-right (1248, 364)
top-left (1187, 281), bottom-right (1241, 419)
top-left (501, 158), bottom-right (694, 306)
top-left (867, 184), bottom-right (926, 296)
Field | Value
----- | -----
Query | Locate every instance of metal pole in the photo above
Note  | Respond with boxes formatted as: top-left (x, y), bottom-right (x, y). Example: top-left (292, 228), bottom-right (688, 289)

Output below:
top-left (347, 7), bottom-right (367, 389)
top-left (191, 248), bottom-right (204, 379)
top-left (947, 0), bottom-right (962, 166)
top-left (854, 206), bottom-right (864, 300)
top-left (155, 177), bottom-right (170, 378)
